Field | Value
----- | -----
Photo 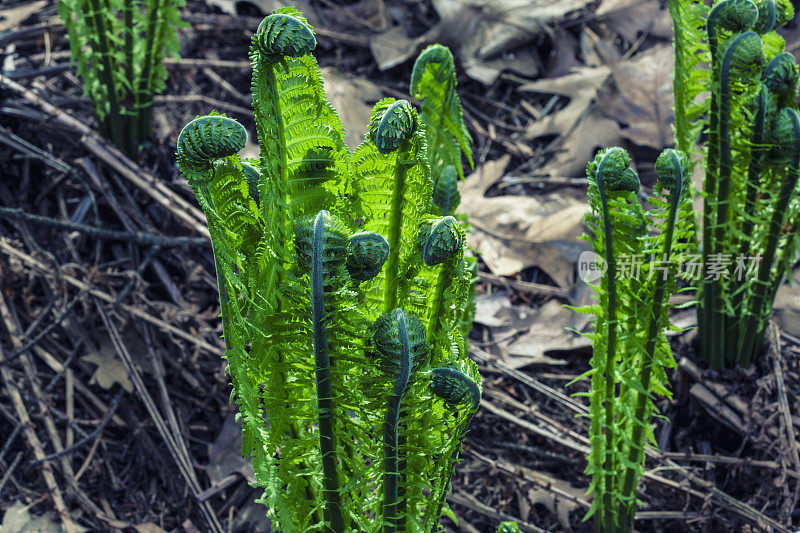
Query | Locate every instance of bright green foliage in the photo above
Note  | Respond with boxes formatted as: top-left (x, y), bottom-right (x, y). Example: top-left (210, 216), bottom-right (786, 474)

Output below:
top-left (669, 0), bottom-right (800, 367)
top-left (175, 7), bottom-right (480, 532)
top-left (58, 0), bottom-right (182, 155)
top-left (574, 147), bottom-right (693, 531)
top-left (495, 521), bottom-right (522, 533)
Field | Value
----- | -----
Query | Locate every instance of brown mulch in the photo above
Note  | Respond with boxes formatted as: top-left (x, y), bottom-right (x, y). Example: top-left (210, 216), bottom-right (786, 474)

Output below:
top-left (2, 1), bottom-right (800, 532)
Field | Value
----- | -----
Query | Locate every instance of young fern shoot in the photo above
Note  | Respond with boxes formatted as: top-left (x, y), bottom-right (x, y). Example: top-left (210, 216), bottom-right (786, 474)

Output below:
top-left (175, 7), bottom-right (480, 531)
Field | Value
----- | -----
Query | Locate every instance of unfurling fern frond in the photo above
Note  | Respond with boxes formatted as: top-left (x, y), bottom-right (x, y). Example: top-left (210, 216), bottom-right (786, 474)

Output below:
top-left (411, 44), bottom-right (473, 182)
top-left (176, 8), bottom-right (479, 532)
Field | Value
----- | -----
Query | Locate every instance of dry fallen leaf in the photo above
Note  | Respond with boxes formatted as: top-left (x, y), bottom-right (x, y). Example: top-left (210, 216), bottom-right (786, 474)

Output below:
top-left (596, 0), bottom-right (673, 42)
top-left (459, 156), bottom-right (587, 286)
top-left (505, 300), bottom-right (591, 367)
top-left (527, 477), bottom-right (583, 529)
top-left (1, 502), bottom-right (88, 533)
top-left (520, 66), bottom-right (622, 179)
top-left (599, 44), bottom-right (675, 149)
top-left (321, 68), bottom-right (383, 150)
top-left (773, 272), bottom-right (800, 338)
top-left (0, 1), bottom-right (47, 33)
top-left (204, 414), bottom-right (256, 485)
top-left (82, 347), bottom-right (134, 393)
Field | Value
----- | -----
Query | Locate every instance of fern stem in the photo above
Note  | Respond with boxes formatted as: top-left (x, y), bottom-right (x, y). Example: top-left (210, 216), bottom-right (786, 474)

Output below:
top-left (619, 151), bottom-right (683, 527)
top-left (729, 87), bottom-right (768, 355)
top-left (382, 145), bottom-right (410, 314)
top-left (122, 0), bottom-right (136, 154)
top-left (86, 0), bottom-right (124, 149)
top-left (426, 266), bottom-right (451, 345)
top-left (596, 153), bottom-right (619, 532)
top-left (136, 0), bottom-right (161, 144)
top-left (309, 212), bottom-right (345, 533)
top-left (740, 111), bottom-right (800, 365)
top-left (383, 310), bottom-right (413, 533)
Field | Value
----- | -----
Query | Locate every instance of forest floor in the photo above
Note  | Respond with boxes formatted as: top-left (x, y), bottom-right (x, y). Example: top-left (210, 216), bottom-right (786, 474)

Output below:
top-left (2, 0), bottom-right (800, 531)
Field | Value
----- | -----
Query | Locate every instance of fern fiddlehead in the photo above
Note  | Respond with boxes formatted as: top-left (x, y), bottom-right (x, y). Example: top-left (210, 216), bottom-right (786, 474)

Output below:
top-left (709, 30), bottom-right (764, 361)
top-left (176, 9), bottom-right (479, 529)
top-left (584, 147), bottom-right (641, 531)
top-left (294, 210), bottom-right (350, 533)
top-left (427, 364), bottom-right (481, 523)
top-left (700, 0), bottom-right (758, 365)
top-left (372, 309), bottom-right (429, 533)
top-left (619, 149), bottom-right (688, 525)
top-left (740, 108), bottom-right (800, 363)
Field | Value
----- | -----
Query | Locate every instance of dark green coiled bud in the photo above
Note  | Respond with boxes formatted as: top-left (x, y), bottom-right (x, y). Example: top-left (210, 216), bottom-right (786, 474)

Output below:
top-left (587, 147), bottom-right (640, 193)
top-left (410, 44), bottom-right (455, 97)
top-left (255, 13), bottom-right (316, 58)
top-left (708, 0), bottom-right (759, 33)
top-left (369, 99), bottom-right (417, 155)
top-left (655, 149), bottom-right (688, 192)
top-left (754, 0), bottom-right (777, 33)
top-left (768, 107), bottom-right (800, 163)
top-left (773, 0), bottom-right (795, 26)
top-left (431, 365), bottom-right (480, 411)
top-left (763, 52), bottom-right (799, 101)
top-left (724, 31), bottom-right (765, 77)
top-left (176, 115), bottom-right (247, 183)
top-left (372, 309), bottom-right (429, 373)
top-left (433, 165), bottom-right (460, 215)
top-left (346, 232), bottom-right (389, 282)
top-left (294, 211), bottom-right (349, 282)
top-left (417, 216), bottom-right (463, 267)
top-left (241, 162), bottom-right (261, 206)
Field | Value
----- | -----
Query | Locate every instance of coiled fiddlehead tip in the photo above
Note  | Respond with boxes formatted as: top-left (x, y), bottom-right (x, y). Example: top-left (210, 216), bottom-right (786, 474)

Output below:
top-left (754, 0), bottom-right (777, 32)
top-left (176, 114), bottom-right (247, 183)
top-left (368, 98), bottom-right (417, 155)
top-left (294, 210), bottom-right (349, 277)
top-left (433, 165), bottom-right (461, 215)
top-left (372, 309), bottom-right (429, 371)
top-left (417, 216), bottom-right (463, 267)
top-left (255, 13), bottom-right (316, 59)
top-left (768, 107), bottom-right (800, 162)
top-left (410, 43), bottom-right (455, 97)
top-left (708, 0), bottom-right (759, 33)
top-left (773, 0), bottom-right (794, 26)
top-left (587, 147), bottom-right (639, 193)
top-left (241, 162), bottom-right (261, 206)
top-left (431, 365), bottom-right (481, 411)
top-left (726, 31), bottom-right (765, 76)
top-left (346, 231), bottom-right (390, 282)
top-left (654, 149), bottom-right (688, 192)
top-left (763, 52), bottom-right (799, 100)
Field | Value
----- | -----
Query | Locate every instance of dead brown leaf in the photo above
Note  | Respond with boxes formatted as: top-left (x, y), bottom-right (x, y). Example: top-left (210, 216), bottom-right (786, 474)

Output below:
top-left (321, 68), bottom-right (383, 150)
top-left (460, 156), bottom-right (588, 285)
top-left (596, 0), bottom-right (673, 42)
top-left (773, 270), bottom-right (800, 338)
top-left (204, 414), bottom-right (255, 485)
top-left (520, 66), bottom-right (622, 179)
top-left (527, 477), bottom-right (582, 529)
top-left (505, 300), bottom-right (591, 367)
top-left (0, 1), bottom-right (47, 33)
top-left (599, 44), bottom-right (675, 149)
top-left (82, 344), bottom-right (134, 393)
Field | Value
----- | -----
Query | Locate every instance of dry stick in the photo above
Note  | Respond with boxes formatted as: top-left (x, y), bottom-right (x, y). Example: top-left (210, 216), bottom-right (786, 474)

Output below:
top-left (0, 238), bottom-right (224, 356)
top-left (0, 329), bottom-right (76, 533)
top-left (0, 207), bottom-right (207, 248)
top-left (447, 491), bottom-right (547, 533)
top-left (767, 322), bottom-right (800, 519)
top-left (96, 302), bottom-right (224, 533)
top-left (0, 75), bottom-right (209, 238)
top-left (471, 347), bottom-right (792, 532)
top-left (661, 452), bottom-right (800, 479)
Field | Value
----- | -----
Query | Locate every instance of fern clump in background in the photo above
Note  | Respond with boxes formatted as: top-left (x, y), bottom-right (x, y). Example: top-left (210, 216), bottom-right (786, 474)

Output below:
top-left (176, 7), bottom-right (480, 532)
top-left (670, 0), bottom-right (800, 367)
top-left (574, 147), bottom-right (693, 532)
top-left (58, 0), bottom-right (183, 155)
